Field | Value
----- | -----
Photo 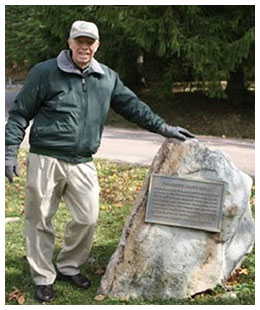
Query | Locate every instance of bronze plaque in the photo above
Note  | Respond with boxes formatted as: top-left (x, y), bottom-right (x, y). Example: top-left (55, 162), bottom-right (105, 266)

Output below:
top-left (145, 174), bottom-right (226, 232)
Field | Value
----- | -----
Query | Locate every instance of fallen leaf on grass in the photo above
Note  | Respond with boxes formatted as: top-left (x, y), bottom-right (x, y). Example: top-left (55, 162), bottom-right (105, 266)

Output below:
top-left (17, 295), bottom-right (25, 305)
top-left (94, 294), bottom-right (106, 301)
top-left (225, 276), bottom-right (239, 287)
top-left (237, 267), bottom-right (249, 275)
top-left (8, 287), bottom-right (25, 304)
top-left (225, 267), bottom-right (249, 287)
top-left (193, 290), bottom-right (212, 300)
top-left (119, 296), bottom-right (130, 302)
top-left (94, 268), bottom-right (105, 275)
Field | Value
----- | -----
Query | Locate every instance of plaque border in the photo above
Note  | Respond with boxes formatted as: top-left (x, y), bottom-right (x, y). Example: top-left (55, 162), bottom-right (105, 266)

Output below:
top-left (145, 174), bottom-right (226, 232)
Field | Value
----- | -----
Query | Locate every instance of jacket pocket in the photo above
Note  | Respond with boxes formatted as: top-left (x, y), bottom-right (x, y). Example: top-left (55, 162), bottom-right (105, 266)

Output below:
top-left (30, 120), bottom-right (77, 150)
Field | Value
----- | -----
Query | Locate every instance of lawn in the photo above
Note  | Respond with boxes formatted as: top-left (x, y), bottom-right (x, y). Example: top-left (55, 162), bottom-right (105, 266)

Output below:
top-left (5, 149), bottom-right (255, 305)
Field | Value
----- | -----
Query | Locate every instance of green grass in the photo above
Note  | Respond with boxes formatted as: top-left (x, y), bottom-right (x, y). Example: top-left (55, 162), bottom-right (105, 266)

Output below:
top-left (5, 150), bottom-right (255, 305)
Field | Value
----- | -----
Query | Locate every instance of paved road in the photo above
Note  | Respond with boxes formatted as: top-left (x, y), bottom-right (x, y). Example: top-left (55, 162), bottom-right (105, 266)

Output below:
top-left (20, 125), bottom-right (255, 178)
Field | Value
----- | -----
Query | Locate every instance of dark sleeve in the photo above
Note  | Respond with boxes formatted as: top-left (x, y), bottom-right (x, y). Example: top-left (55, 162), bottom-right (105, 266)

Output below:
top-left (5, 64), bottom-right (45, 146)
top-left (110, 73), bottom-right (165, 133)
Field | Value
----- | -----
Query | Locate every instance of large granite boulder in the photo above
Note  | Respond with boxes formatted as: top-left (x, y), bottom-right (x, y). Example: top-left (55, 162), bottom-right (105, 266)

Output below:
top-left (98, 139), bottom-right (254, 300)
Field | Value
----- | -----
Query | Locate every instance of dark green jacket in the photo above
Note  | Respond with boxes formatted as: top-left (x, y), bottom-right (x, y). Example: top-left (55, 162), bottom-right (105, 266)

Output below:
top-left (5, 50), bottom-right (165, 163)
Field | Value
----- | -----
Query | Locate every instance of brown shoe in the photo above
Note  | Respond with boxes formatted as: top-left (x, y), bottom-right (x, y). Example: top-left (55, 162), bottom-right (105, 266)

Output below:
top-left (35, 285), bottom-right (55, 302)
top-left (58, 273), bottom-right (91, 289)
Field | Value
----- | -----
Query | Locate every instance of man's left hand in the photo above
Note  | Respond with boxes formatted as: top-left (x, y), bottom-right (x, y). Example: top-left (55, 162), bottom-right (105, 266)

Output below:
top-left (158, 123), bottom-right (195, 141)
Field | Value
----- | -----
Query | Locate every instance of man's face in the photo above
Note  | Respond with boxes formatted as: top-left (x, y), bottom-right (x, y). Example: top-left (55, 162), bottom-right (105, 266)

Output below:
top-left (68, 36), bottom-right (100, 69)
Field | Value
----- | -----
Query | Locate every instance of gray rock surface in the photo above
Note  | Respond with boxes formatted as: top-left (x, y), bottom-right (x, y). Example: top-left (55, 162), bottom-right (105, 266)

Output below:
top-left (98, 139), bottom-right (255, 300)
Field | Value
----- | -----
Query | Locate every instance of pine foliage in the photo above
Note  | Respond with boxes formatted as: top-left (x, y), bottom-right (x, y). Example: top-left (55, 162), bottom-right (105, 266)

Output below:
top-left (5, 5), bottom-right (254, 99)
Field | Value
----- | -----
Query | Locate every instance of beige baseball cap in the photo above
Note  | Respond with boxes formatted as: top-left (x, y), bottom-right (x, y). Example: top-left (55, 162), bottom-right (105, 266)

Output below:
top-left (70, 21), bottom-right (99, 40)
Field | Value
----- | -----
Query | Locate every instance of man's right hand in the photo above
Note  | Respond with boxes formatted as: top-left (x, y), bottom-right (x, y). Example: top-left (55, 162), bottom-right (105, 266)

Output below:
top-left (5, 145), bottom-right (20, 183)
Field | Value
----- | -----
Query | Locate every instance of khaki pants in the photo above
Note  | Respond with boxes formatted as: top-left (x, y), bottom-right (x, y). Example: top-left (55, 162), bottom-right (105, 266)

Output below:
top-left (24, 153), bottom-right (100, 285)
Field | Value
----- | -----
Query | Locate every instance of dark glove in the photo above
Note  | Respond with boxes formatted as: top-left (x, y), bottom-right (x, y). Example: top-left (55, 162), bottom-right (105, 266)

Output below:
top-left (5, 145), bottom-right (19, 183)
top-left (158, 123), bottom-right (195, 141)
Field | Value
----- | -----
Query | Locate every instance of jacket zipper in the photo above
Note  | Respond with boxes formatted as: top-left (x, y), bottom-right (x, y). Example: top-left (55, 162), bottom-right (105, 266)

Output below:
top-left (77, 75), bottom-right (88, 153)
top-left (82, 77), bottom-right (87, 92)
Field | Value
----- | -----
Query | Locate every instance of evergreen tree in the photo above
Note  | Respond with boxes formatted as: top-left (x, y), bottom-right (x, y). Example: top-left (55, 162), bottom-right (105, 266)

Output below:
top-left (95, 5), bottom-right (254, 100)
top-left (5, 5), bottom-right (254, 102)
top-left (5, 5), bottom-right (47, 69)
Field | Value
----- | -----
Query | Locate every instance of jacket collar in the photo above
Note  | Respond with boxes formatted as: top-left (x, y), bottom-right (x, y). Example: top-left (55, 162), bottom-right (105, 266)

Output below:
top-left (57, 50), bottom-right (105, 76)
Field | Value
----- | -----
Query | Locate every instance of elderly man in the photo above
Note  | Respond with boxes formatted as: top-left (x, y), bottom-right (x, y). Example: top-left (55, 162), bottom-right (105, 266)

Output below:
top-left (5, 21), bottom-right (194, 302)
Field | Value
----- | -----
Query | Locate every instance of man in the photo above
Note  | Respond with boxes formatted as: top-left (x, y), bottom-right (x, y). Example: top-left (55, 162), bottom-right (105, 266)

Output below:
top-left (5, 21), bottom-right (195, 302)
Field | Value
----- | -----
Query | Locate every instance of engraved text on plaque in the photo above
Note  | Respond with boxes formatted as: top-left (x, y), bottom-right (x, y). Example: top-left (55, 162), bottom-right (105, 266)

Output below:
top-left (145, 174), bottom-right (226, 232)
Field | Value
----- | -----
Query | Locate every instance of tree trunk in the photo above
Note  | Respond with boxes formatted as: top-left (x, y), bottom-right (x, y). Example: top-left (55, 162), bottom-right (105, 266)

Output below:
top-left (225, 66), bottom-right (249, 105)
